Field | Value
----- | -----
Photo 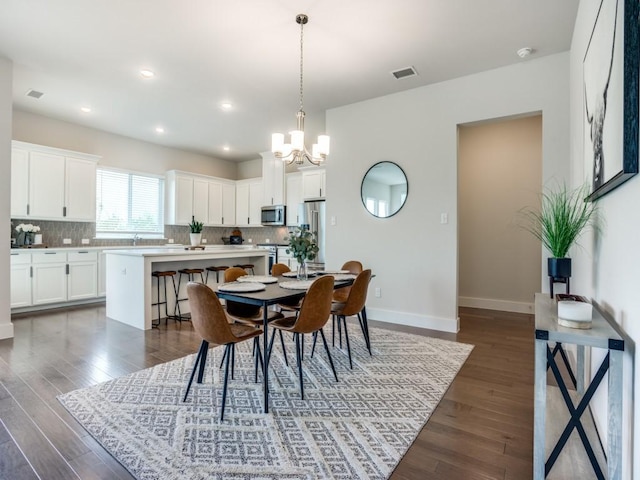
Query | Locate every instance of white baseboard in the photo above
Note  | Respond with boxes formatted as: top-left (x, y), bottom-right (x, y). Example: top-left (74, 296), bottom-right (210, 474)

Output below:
top-left (366, 307), bottom-right (459, 333)
top-left (0, 322), bottom-right (14, 339)
top-left (458, 296), bottom-right (533, 314)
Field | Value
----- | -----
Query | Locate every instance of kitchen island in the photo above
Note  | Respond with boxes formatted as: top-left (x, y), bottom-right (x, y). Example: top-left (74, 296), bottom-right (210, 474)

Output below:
top-left (105, 247), bottom-right (269, 330)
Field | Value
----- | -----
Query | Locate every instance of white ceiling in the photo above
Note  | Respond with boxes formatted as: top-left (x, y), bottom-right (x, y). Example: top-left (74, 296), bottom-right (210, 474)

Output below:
top-left (0, 0), bottom-right (579, 162)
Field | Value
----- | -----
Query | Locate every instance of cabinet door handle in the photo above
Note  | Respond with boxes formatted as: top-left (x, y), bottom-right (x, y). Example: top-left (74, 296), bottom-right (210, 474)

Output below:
top-left (222, 216), bottom-right (224, 224)
top-left (78, 251), bottom-right (89, 254)
top-left (319, 188), bottom-right (322, 197)
top-left (45, 252), bottom-right (57, 255)
top-left (66, 264), bottom-right (69, 275)
top-left (27, 204), bottom-right (30, 215)
top-left (30, 266), bottom-right (33, 278)
top-left (247, 217), bottom-right (249, 224)
top-left (63, 206), bottom-right (67, 217)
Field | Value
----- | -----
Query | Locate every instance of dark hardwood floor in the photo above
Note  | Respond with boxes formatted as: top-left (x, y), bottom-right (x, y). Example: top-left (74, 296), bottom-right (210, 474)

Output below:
top-left (0, 305), bottom-right (534, 479)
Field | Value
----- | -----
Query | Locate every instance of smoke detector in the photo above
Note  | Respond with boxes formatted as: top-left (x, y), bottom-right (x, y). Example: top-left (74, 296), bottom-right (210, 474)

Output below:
top-left (517, 47), bottom-right (533, 59)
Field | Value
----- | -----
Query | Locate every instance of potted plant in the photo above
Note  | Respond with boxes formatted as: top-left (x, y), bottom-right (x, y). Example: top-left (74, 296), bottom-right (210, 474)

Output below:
top-left (15, 223), bottom-right (41, 246)
top-left (520, 183), bottom-right (598, 296)
top-left (188, 216), bottom-right (204, 246)
top-left (285, 226), bottom-right (319, 280)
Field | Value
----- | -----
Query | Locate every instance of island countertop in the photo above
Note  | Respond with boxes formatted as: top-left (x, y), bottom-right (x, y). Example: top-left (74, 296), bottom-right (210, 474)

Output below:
top-left (105, 246), bottom-right (267, 258)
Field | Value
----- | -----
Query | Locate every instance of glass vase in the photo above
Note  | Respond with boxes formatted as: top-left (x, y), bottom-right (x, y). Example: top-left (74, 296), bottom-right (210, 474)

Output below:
top-left (297, 259), bottom-right (308, 280)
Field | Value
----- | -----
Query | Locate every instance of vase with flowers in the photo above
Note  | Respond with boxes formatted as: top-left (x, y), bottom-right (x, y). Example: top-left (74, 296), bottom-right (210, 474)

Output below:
top-left (15, 223), bottom-right (41, 246)
top-left (285, 226), bottom-right (319, 280)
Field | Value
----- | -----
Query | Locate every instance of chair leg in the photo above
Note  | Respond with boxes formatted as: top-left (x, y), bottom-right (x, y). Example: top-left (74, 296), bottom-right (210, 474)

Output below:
top-left (197, 341), bottom-right (210, 383)
top-left (361, 307), bottom-right (372, 355)
top-left (254, 339), bottom-right (263, 383)
top-left (332, 315), bottom-right (336, 346)
top-left (295, 333), bottom-right (304, 400)
top-left (278, 330), bottom-right (289, 366)
top-left (341, 315), bottom-right (353, 370)
top-left (220, 343), bottom-right (232, 421)
top-left (319, 328), bottom-right (338, 382)
top-left (183, 340), bottom-right (208, 402)
top-left (219, 346), bottom-right (227, 369)
top-left (231, 343), bottom-right (235, 380)
top-left (311, 331), bottom-right (318, 358)
top-left (357, 312), bottom-right (372, 355)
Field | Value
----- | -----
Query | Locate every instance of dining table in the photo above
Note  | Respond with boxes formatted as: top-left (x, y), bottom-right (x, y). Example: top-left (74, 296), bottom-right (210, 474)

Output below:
top-left (215, 273), bottom-right (355, 413)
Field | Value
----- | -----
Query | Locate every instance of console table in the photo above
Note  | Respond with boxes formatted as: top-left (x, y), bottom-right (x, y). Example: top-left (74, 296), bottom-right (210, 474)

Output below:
top-left (534, 293), bottom-right (624, 480)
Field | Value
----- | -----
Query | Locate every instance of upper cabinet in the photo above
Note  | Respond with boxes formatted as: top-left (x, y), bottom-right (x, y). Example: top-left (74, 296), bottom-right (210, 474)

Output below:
top-left (285, 172), bottom-right (303, 226)
top-left (11, 141), bottom-right (99, 222)
top-left (165, 170), bottom-right (236, 226)
top-left (236, 178), bottom-right (263, 226)
top-left (261, 151), bottom-right (285, 206)
top-left (302, 168), bottom-right (326, 200)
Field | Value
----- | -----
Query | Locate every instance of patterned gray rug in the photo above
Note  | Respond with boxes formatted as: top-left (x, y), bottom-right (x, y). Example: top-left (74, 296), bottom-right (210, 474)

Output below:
top-left (58, 325), bottom-right (473, 479)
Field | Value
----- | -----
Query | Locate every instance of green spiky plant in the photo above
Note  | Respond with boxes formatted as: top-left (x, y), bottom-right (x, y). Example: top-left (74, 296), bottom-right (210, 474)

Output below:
top-left (520, 183), bottom-right (598, 258)
top-left (188, 217), bottom-right (204, 234)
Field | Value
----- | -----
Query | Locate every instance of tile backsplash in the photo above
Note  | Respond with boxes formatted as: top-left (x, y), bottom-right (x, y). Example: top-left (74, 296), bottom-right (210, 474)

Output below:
top-left (11, 219), bottom-right (290, 248)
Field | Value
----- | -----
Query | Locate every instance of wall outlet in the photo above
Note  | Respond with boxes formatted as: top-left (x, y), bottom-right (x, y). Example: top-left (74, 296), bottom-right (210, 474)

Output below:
top-left (266, 238), bottom-right (270, 243)
top-left (331, 215), bottom-right (336, 226)
top-left (63, 238), bottom-right (72, 244)
top-left (440, 213), bottom-right (448, 224)
top-left (248, 238), bottom-right (253, 243)
top-left (81, 238), bottom-right (90, 245)
top-left (121, 268), bottom-right (127, 275)
top-left (375, 287), bottom-right (381, 298)
top-left (168, 239), bottom-right (174, 244)
top-left (202, 238), bottom-right (207, 243)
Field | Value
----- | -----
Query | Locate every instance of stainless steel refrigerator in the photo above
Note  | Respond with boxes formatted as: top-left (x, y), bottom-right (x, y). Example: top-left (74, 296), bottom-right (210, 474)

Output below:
top-left (300, 200), bottom-right (326, 267)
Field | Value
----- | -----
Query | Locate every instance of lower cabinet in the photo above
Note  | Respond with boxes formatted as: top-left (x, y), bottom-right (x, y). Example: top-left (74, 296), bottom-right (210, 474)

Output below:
top-left (11, 250), bottom-right (99, 308)
top-left (277, 247), bottom-right (299, 272)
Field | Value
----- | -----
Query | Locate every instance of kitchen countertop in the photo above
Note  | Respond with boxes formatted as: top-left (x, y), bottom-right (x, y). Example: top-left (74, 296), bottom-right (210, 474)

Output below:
top-left (10, 244), bottom-right (256, 253)
top-left (105, 246), bottom-right (267, 257)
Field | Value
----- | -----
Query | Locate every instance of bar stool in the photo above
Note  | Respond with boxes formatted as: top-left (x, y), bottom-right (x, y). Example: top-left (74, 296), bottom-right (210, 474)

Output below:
top-left (151, 270), bottom-right (177, 327)
top-left (234, 263), bottom-right (255, 275)
top-left (205, 265), bottom-right (229, 283)
top-left (175, 268), bottom-right (206, 321)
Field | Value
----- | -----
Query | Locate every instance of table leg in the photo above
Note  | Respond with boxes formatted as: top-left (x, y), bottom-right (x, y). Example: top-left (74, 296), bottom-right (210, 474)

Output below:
top-left (608, 348), bottom-right (623, 480)
top-left (534, 337), bottom-right (547, 479)
top-left (577, 345), bottom-right (585, 395)
top-left (263, 304), bottom-right (269, 413)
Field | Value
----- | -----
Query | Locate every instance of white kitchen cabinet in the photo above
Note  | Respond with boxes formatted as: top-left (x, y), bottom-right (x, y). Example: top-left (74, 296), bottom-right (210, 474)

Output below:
top-left (10, 148), bottom-right (29, 218)
top-left (207, 180), bottom-right (236, 226)
top-left (277, 247), bottom-right (299, 272)
top-left (67, 251), bottom-right (98, 300)
top-left (11, 141), bottom-right (100, 221)
top-left (261, 151), bottom-right (285, 206)
top-left (32, 252), bottom-right (68, 305)
top-left (302, 168), bottom-right (326, 200)
top-left (236, 178), bottom-right (263, 226)
top-left (192, 178), bottom-right (209, 225)
top-left (98, 250), bottom-right (107, 297)
top-left (285, 172), bottom-right (303, 226)
top-left (165, 172), bottom-right (195, 225)
top-left (10, 253), bottom-right (32, 308)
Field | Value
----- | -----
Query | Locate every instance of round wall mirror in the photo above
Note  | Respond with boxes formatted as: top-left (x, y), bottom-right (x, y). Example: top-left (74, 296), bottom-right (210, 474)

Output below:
top-left (361, 161), bottom-right (408, 218)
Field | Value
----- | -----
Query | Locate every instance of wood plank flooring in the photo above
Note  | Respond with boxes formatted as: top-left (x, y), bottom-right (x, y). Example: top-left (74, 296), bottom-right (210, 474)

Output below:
top-left (0, 305), bottom-right (534, 479)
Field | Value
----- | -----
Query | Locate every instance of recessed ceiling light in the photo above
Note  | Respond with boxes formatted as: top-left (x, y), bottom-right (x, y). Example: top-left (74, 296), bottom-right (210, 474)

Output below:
top-left (223, 146), bottom-right (230, 151)
top-left (517, 47), bottom-right (533, 58)
top-left (220, 102), bottom-right (233, 111)
top-left (155, 126), bottom-right (165, 134)
top-left (80, 106), bottom-right (91, 113)
top-left (140, 69), bottom-right (155, 78)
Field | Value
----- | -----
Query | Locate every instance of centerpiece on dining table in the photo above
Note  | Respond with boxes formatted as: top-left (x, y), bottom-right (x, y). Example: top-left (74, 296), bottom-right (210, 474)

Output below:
top-left (285, 226), bottom-right (319, 280)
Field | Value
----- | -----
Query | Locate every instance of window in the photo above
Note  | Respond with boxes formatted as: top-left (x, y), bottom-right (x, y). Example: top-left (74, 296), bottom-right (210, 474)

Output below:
top-left (96, 168), bottom-right (164, 238)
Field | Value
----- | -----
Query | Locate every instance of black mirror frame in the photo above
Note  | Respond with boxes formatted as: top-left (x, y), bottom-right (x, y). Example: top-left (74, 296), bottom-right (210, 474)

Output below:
top-left (360, 161), bottom-right (409, 218)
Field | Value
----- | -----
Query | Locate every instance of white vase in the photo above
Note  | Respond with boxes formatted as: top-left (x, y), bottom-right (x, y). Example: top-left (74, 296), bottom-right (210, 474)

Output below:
top-left (189, 233), bottom-right (202, 246)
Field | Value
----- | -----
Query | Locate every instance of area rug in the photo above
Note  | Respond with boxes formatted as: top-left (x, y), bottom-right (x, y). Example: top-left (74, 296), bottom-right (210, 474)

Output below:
top-left (58, 325), bottom-right (473, 479)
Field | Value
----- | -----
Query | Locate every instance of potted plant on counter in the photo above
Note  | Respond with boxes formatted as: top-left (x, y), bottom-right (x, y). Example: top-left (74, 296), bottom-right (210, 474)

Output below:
top-left (188, 216), bottom-right (204, 246)
top-left (285, 226), bottom-right (319, 280)
top-left (520, 183), bottom-right (598, 297)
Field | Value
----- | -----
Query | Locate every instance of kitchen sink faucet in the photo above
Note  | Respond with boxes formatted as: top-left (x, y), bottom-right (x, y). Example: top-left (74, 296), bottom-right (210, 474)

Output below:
top-left (132, 233), bottom-right (141, 246)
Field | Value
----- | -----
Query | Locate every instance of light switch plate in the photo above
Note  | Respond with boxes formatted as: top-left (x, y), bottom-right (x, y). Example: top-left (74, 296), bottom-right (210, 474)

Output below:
top-left (63, 238), bottom-right (72, 244)
top-left (81, 238), bottom-right (90, 244)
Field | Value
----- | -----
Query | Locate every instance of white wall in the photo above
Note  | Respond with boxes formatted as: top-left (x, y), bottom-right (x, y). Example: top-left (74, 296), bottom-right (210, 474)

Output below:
top-left (326, 53), bottom-right (569, 332)
top-left (570, 0), bottom-right (637, 477)
top-left (0, 57), bottom-right (13, 339)
top-left (13, 110), bottom-right (238, 179)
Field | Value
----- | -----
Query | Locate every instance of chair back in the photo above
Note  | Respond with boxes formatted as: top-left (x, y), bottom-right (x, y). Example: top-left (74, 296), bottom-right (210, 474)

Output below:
top-left (293, 275), bottom-right (334, 334)
top-left (225, 267), bottom-right (248, 282)
top-left (187, 282), bottom-right (238, 345)
top-left (338, 269), bottom-right (372, 317)
top-left (333, 260), bottom-right (364, 302)
top-left (271, 263), bottom-right (290, 277)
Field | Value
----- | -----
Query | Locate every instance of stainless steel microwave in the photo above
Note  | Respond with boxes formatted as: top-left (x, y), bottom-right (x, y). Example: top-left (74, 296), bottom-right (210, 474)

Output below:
top-left (261, 205), bottom-right (286, 225)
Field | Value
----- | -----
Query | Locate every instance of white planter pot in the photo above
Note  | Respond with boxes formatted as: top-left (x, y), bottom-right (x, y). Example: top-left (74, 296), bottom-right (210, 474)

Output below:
top-left (189, 233), bottom-right (202, 246)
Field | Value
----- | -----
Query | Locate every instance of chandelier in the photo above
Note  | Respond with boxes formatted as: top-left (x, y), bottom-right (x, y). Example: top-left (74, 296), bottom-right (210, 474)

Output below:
top-left (271, 14), bottom-right (330, 166)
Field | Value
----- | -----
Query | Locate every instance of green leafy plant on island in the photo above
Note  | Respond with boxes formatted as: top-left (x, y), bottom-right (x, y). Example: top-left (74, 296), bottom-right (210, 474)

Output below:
top-left (285, 227), bottom-right (319, 264)
top-left (519, 183), bottom-right (598, 258)
top-left (189, 217), bottom-right (204, 234)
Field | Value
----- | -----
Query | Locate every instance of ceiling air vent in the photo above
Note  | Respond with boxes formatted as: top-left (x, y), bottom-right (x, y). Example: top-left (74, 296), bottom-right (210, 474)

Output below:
top-left (25, 89), bottom-right (44, 99)
top-left (391, 66), bottom-right (418, 80)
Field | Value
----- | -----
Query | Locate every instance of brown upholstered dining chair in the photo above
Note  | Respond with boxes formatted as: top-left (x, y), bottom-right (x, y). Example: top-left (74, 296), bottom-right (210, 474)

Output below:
top-left (271, 263), bottom-right (290, 277)
top-left (183, 282), bottom-right (262, 421)
top-left (332, 260), bottom-right (363, 303)
top-left (268, 275), bottom-right (338, 400)
top-left (329, 269), bottom-right (372, 369)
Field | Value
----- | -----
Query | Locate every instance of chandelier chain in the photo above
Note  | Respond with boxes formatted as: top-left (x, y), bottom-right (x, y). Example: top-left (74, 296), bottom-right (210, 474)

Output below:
top-left (299, 18), bottom-right (304, 112)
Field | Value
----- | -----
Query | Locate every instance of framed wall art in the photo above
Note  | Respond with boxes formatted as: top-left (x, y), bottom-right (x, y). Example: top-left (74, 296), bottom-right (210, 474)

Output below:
top-left (584, 0), bottom-right (639, 201)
